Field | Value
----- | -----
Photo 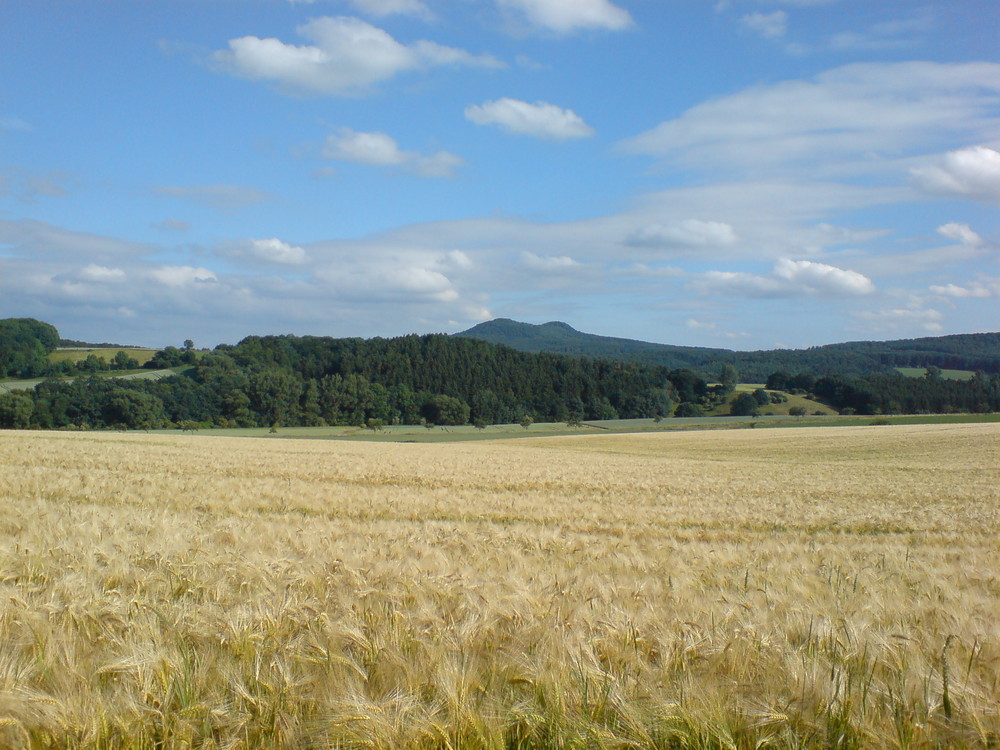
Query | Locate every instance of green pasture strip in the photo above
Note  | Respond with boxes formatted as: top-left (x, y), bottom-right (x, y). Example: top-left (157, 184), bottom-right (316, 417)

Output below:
top-left (49, 347), bottom-right (159, 365)
top-left (896, 366), bottom-right (976, 380)
top-left (0, 379), bottom-right (44, 392)
top-left (0, 368), bottom-right (179, 392)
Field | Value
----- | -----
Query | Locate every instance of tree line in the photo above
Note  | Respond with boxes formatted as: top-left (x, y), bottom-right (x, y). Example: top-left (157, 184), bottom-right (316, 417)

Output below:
top-left (2, 319), bottom-right (997, 431)
top-left (766, 369), bottom-right (1000, 415)
top-left (1, 331), bottom-right (706, 430)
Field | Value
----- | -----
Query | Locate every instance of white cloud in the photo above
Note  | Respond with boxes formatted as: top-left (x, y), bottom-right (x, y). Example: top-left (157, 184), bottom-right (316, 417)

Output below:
top-left (78, 265), bottom-right (126, 283)
top-left (323, 128), bottom-right (463, 178)
top-left (465, 98), bottom-right (594, 140)
top-left (741, 11), bottom-right (787, 39)
top-left (521, 252), bottom-right (580, 271)
top-left (150, 266), bottom-right (218, 287)
top-left (345, 0), bottom-right (431, 19)
top-left (625, 219), bottom-right (737, 249)
top-left (444, 250), bottom-right (474, 270)
top-left (619, 63), bottom-right (1000, 177)
top-left (247, 238), bottom-right (309, 265)
top-left (827, 11), bottom-right (933, 52)
top-left (930, 279), bottom-right (1000, 299)
top-left (498, 0), bottom-right (632, 33)
top-left (854, 306), bottom-right (944, 333)
top-left (316, 262), bottom-right (458, 302)
top-left (211, 16), bottom-right (502, 97)
top-left (686, 318), bottom-right (717, 330)
top-left (694, 258), bottom-right (874, 298)
top-left (937, 222), bottom-right (981, 246)
top-left (324, 129), bottom-right (407, 166)
top-left (773, 258), bottom-right (875, 295)
top-left (911, 146), bottom-right (1000, 203)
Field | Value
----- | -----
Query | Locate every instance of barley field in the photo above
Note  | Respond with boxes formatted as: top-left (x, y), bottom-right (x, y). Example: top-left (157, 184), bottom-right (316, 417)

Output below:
top-left (0, 424), bottom-right (997, 749)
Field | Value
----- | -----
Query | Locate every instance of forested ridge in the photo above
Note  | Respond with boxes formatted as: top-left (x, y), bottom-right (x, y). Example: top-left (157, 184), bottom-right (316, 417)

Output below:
top-left (1, 318), bottom-right (998, 430)
top-left (458, 319), bottom-right (1000, 380)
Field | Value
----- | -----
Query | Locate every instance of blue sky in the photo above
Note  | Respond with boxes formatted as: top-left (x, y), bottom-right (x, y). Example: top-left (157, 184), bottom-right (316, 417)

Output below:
top-left (1, 0), bottom-right (998, 349)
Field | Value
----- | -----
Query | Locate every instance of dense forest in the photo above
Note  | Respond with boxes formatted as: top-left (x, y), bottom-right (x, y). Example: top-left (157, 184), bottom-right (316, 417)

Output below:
top-left (1, 325), bottom-right (694, 430)
top-left (0, 318), bottom-right (61, 377)
top-left (1, 319), bottom-right (998, 430)
top-left (458, 319), bottom-right (1000, 381)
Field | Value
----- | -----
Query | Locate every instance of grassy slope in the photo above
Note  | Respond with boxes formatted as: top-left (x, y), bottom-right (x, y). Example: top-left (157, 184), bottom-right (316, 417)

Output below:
top-left (703, 384), bottom-right (838, 417)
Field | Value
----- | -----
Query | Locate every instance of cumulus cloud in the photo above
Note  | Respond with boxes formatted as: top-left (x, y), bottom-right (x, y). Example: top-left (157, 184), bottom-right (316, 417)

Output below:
top-left (444, 250), bottom-right (474, 270)
top-left (937, 222), bottom-right (981, 246)
top-left (316, 262), bottom-right (458, 302)
top-left (854, 306), bottom-right (944, 333)
top-left (911, 146), bottom-right (1000, 202)
top-left (498, 0), bottom-right (632, 33)
top-left (694, 258), bottom-right (874, 298)
top-left (78, 265), bottom-right (127, 283)
top-left (150, 266), bottom-right (218, 287)
top-left (465, 98), bottom-right (594, 140)
top-left (930, 279), bottom-right (1000, 299)
top-left (625, 219), bottom-right (737, 249)
top-left (774, 258), bottom-right (875, 295)
top-left (619, 63), bottom-right (1000, 177)
top-left (322, 128), bottom-right (463, 178)
top-left (244, 238), bottom-right (309, 265)
top-left (211, 16), bottom-right (502, 97)
top-left (686, 318), bottom-right (718, 330)
top-left (741, 11), bottom-right (788, 39)
top-left (153, 184), bottom-right (272, 211)
top-left (521, 252), bottom-right (580, 271)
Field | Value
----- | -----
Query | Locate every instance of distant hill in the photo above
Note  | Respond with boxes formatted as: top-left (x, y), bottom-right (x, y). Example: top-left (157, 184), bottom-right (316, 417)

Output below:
top-left (456, 319), bottom-right (1000, 381)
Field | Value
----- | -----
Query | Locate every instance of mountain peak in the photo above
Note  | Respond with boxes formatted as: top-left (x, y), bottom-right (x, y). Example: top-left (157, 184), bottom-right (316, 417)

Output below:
top-left (540, 321), bottom-right (576, 332)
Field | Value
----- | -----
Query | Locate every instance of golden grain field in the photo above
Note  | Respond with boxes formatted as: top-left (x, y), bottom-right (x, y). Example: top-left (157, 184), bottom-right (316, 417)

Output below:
top-left (0, 424), bottom-right (997, 749)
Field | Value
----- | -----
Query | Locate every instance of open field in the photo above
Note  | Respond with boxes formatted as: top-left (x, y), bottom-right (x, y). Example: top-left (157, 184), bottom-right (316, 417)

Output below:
top-left (48, 348), bottom-right (160, 366)
top-left (0, 368), bottom-right (180, 393)
top-left (0, 424), bottom-right (998, 748)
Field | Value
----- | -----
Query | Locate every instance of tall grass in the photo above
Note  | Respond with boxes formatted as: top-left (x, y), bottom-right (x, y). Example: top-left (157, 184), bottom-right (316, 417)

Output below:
top-left (0, 425), bottom-right (997, 748)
